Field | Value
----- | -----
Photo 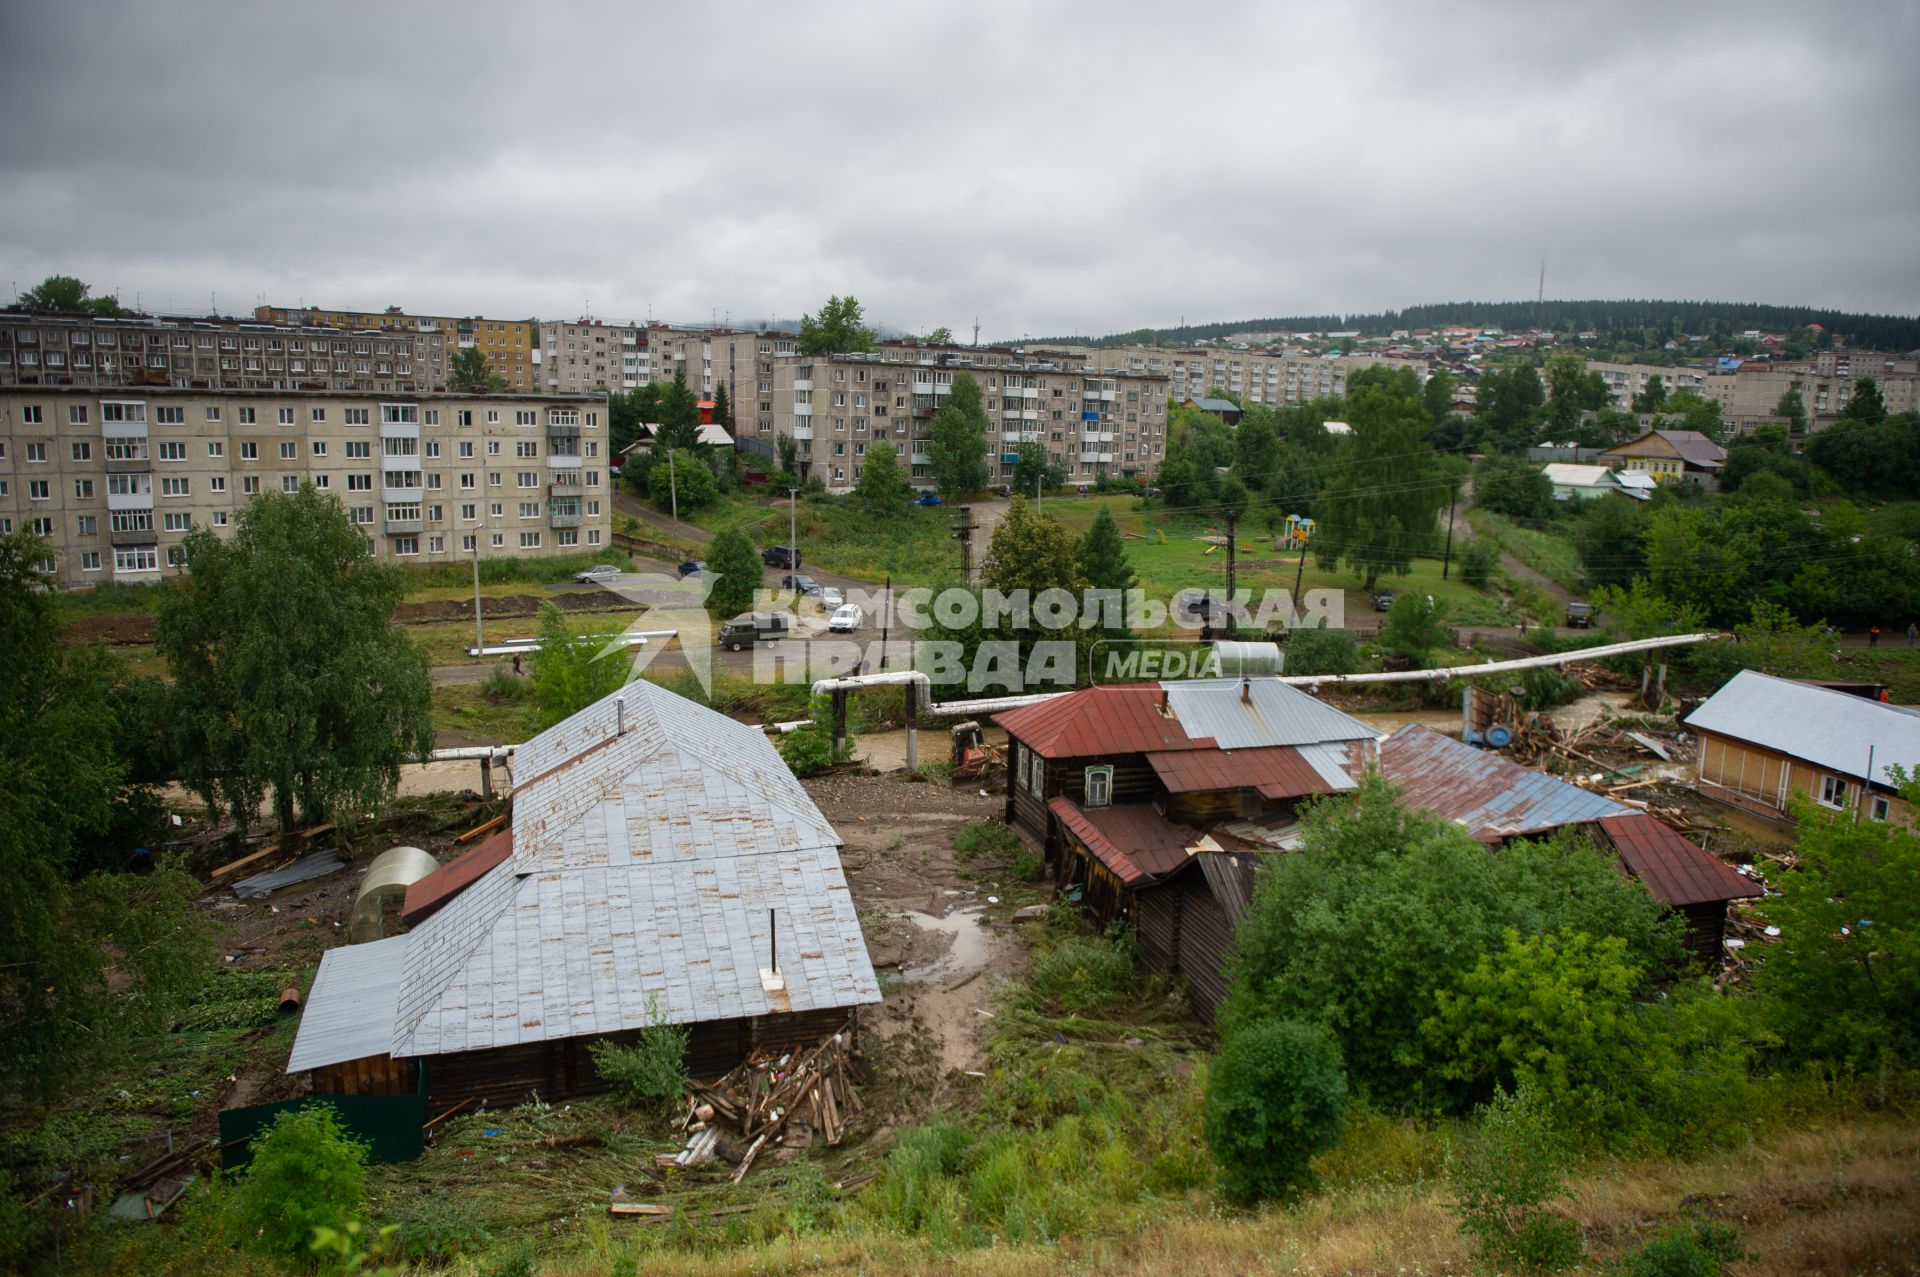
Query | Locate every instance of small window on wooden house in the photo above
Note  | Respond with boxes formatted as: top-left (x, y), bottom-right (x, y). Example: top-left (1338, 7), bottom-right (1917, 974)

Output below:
top-left (1870, 796), bottom-right (1890, 822)
top-left (1084, 765), bottom-right (1113, 808)
top-left (1819, 775), bottom-right (1848, 809)
top-left (1027, 751), bottom-right (1045, 795)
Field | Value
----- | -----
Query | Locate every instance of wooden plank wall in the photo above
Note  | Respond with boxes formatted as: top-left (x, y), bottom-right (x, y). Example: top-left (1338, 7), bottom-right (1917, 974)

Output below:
top-left (1174, 873), bottom-right (1234, 1023)
top-left (312, 1054), bottom-right (419, 1097)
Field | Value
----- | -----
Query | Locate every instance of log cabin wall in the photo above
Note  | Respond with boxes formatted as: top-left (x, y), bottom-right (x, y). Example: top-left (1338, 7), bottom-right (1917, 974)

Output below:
top-left (1172, 872), bottom-right (1234, 1022)
top-left (312, 1054), bottom-right (419, 1098)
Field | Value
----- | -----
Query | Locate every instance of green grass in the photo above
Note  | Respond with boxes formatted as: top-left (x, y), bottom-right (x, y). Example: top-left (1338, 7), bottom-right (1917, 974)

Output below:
top-left (687, 494), bottom-right (963, 582)
top-left (1465, 509), bottom-right (1585, 593)
top-left (431, 677), bottom-right (548, 744)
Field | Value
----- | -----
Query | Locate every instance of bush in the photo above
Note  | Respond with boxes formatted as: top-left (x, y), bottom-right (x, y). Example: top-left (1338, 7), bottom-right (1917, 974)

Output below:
top-left (1607, 1220), bottom-right (1745, 1277)
top-left (0, 1170), bottom-right (33, 1273)
top-left (390, 1193), bottom-right (493, 1264)
top-left (954, 821), bottom-right (1022, 863)
top-left (778, 724), bottom-right (836, 777)
top-left (1450, 1085), bottom-right (1583, 1270)
top-left (1014, 934), bottom-right (1140, 1013)
top-left (231, 1105), bottom-right (370, 1262)
top-left (1282, 626), bottom-right (1360, 676)
top-left (1379, 593), bottom-right (1448, 661)
top-left (589, 1004), bottom-right (690, 1112)
top-left (1459, 538), bottom-right (1499, 589)
top-left (1204, 1018), bottom-right (1349, 1201)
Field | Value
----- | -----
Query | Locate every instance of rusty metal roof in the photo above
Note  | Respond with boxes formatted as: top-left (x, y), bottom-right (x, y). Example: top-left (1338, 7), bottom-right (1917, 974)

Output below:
top-left (1146, 746), bottom-right (1345, 799)
top-left (996, 684), bottom-right (1197, 758)
top-left (384, 681), bottom-right (878, 1061)
top-left (1596, 813), bottom-right (1763, 908)
top-left (996, 678), bottom-right (1379, 761)
top-left (1048, 797), bottom-right (1200, 886)
top-left (1380, 724), bottom-right (1628, 840)
top-left (402, 828), bottom-right (513, 928)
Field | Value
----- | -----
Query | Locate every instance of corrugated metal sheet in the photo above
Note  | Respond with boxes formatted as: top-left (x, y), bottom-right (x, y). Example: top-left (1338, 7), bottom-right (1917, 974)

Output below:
top-left (1379, 724), bottom-right (1627, 839)
top-left (1195, 852), bottom-right (1260, 923)
top-left (1296, 742), bottom-right (1364, 791)
top-left (1048, 797), bottom-right (1199, 885)
top-left (1684, 670), bottom-right (1920, 788)
top-left (1597, 813), bottom-right (1763, 908)
top-left (287, 934), bottom-right (410, 1073)
top-left (1160, 679), bottom-right (1380, 751)
top-left (995, 684), bottom-right (1195, 758)
top-left (1146, 746), bottom-right (1341, 799)
top-left (402, 829), bottom-right (513, 927)
top-left (385, 680), bottom-right (879, 1062)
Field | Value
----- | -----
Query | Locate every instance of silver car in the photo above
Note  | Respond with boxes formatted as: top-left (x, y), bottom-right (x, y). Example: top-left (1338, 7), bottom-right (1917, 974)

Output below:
top-left (573, 563), bottom-right (622, 585)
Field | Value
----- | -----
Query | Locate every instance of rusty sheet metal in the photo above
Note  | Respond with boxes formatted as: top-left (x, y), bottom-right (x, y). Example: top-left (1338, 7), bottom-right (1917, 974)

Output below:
top-left (996, 684), bottom-right (1195, 759)
top-left (1146, 745), bottom-right (1345, 799)
top-left (1049, 797), bottom-right (1200, 885)
top-left (1379, 724), bottom-right (1628, 840)
top-left (385, 681), bottom-right (878, 1062)
top-left (1597, 813), bottom-right (1763, 908)
top-left (402, 829), bottom-right (514, 928)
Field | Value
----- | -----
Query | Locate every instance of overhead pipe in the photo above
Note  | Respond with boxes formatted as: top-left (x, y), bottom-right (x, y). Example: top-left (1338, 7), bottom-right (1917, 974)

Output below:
top-left (810, 671), bottom-right (933, 770)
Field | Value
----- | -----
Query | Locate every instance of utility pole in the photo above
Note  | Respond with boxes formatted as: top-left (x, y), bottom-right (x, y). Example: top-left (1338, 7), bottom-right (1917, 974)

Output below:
top-left (471, 530), bottom-right (485, 652)
top-left (879, 573), bottom-right (892, 671)
top-left (1441, 482), bottom-right (1459, 579)
top-left (1224, 513), bottom-right (1238, 638)
top-left (1035, 472), bottom-right (1043, 513)
top-left (1290, 524), bottom-right (1311, 623)
top-left (668, 450), bottom-right (679, 524)
top-left (952, 505), bottom-right (975, 579)
top-left (788, 487), bottom-right (800, 571)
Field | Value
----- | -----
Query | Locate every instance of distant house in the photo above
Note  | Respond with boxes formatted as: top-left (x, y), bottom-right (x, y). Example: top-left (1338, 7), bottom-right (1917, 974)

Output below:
top-left (1542, 462), bottom-right (1629, 501)
top-left (995, 679), bottom-right (1378, 1020)
top-left (1379, 725), bottom-right (1760, 962)
top-left (1184, 396), bottom-right (1244, 424)
top-left (1598, 429), bottom-right (1727, 490)
top-left (1685, 670), bottom-right (1920, 825)
top-left (289, 682), bottom-right (881, 1110)
top-left (1527, 444), bottom-right (1601, 465)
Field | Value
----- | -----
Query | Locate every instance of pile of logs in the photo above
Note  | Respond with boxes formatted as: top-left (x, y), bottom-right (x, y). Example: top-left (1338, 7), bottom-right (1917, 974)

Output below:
top-left (657, 1027), bottom-right (864, 1184)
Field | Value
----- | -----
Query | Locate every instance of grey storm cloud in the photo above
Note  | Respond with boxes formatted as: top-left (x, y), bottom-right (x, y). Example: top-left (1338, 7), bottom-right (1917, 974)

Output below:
top-left (1, 0), bottom-right (1915, 336)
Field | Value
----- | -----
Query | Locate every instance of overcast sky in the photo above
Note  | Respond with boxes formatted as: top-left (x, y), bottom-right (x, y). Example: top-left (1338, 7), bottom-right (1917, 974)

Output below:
top-left (2, 2), bottom-right (1915, 338)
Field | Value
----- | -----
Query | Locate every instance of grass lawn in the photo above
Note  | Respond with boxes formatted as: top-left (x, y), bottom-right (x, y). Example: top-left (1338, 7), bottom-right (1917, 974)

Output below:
top-left (1466, 508), bottom-right (1585, 593)
top-left (431, 677), bottom-right (549, 744)
top-left (689, 493), bottom-right (964, 582)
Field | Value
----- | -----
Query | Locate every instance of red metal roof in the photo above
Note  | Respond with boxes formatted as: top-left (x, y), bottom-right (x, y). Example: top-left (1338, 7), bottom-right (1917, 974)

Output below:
top-left (1596, 814), bottom-right (1763, 908)
top-left (1146, 746), bottom-right (1336, 800)
top-left (402, 828), bottom-right (513, 927)
top-left (1048, 797), bottom-right (1198, 886)
top-left (996, 685), bottom-right (1203, 758)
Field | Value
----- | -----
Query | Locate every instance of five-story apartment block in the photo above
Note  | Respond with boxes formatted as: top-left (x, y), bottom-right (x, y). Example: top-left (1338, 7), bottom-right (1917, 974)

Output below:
top-left (257, 305), bottom-right (535, 392)
top-left (538, 318), bottom-right (650, 393)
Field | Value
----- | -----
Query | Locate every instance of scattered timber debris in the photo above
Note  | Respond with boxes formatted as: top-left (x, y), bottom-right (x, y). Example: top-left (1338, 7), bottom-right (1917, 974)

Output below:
top-left (658, 1025), bottom-right (866, 1182)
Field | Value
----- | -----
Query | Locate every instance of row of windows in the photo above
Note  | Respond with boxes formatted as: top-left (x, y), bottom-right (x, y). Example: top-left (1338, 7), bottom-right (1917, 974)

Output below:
top-left (8, 470), bottom-right (606, 500)
top-left (7, 403), bottom-right (598, 428)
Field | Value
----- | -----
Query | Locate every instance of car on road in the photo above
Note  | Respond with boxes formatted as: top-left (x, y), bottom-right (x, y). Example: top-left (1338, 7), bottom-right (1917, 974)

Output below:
top-left (762, 545), bottom-right (799, 569)
top-left (781, 573), bottom-right (822, 595)
top-left (676, 559), bottom-right (706, 577)
top-left (718, 612), bottom-right (791, 651)
top-left (828, 603), bottom-right (864, 633)
top-left (1372, 589), bottom-right (1396, 612)
top-left (819, 586), bottom-right (845, 609)
top-left (1566, 601), bottom-right (1596, 628)
top-left (573, 563), bottom-right (622, 584)
top-left (914, 492), bottom-right (942, 507)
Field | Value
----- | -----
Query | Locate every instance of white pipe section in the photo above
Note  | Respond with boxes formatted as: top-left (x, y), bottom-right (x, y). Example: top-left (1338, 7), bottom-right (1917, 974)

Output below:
top-left (465, 630), bottom-right (675, 658)
top-left (808, 670), bottom-right (932, 696)
top-left (1275, 631), bottom-right (1721, 687)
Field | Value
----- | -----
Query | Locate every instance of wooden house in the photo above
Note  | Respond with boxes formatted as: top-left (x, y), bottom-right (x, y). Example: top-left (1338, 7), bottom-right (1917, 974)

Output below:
top-left (1597, 428), bottom-right (1727, 490)
top-left (288, 682), bottom-right (881, 1111)
top-left (1684, 670), bottom-right (1920, 825)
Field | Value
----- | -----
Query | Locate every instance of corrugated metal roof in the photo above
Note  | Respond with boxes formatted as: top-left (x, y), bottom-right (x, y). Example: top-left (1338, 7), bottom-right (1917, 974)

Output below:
top-left (995, 685), bottom-right (1196, 758)
top-left (384, 680), bottom-right (878, 1061)
top-left (287, 934), bottom-right (410, 1073)
top-left (1597, 814), bottom-right (1763, 908)
top-left (1160, 679), bottom-right (1380, 751)
top-left (1195, 852), bottom-right (1260, 922)
top-left (1380, 724), bottom-right (1628, 839)
top-left (1684, 670), bottom-right (1920, 788)
top-left (1048, 797), bottom-right (1199, 885)
top-left (1146, 746), bottom-right (1342, 799)
top-left (1652, 429), bottom-right (1727, 468)
top-left (403, 829), bottom-right (513, 927)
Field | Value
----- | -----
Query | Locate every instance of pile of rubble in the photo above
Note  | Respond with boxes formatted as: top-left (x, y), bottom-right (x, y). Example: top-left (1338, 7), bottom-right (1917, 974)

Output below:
top-left (658, 1026), bottom-right (867, 1184)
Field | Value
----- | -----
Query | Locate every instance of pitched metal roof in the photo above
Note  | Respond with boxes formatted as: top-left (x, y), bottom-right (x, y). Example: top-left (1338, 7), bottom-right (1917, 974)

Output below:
top-left (1379, 724), bottom-right (1628, 840)
top-left (1048, 797), bottom-right (1199, 885)
top-left (1159, 679), bottom-right (1380, 751)
top-left (1542, 463), bottom-right (1617, 486)
top-left (1146, 745), bottom-right (1345, 799)
top-left (403, 828), bottom-right (513, 927)
top-left (383, 680), bottom-right (877, 1060)
top-left (995, 685), bottom-right (1196, 758)
top-left (1684, 670), bottom-right (1920, 788)
top-left (1596, 814), bottom-right (1763, 908)
top-left (287, 934), bottom-right (410, 1073)
top-left (1191, 397), bottom-right (1242, 413)
top-left (996, 679), bottom-right (1380, 761)
top-left (1652, 429), bottom-right (1728, 468)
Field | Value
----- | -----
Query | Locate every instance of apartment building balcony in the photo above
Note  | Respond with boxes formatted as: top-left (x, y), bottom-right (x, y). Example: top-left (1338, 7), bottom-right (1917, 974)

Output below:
top-left (384, 519), bottom-right (424, 535)
top-left (792, 402), bottom-right (812, 416)
top-left (108, 527), bottom-right (159, 548)
top-left (548, 511), bottom-right (583, 529)
top-left (1080, 430), bottom-right (1118, 444)
top-left (792, 379), bottom-right (812, 392)
top-left (104, 456), bottom-right (152, 474)
top-left (106, 490), bottom-right (154, 513)
top-left (1080, 450), bottom-right (1116, 465)
top-left (1003, 430), bottom-right (1045, 443)
top-left (378, 419), bottom-right (420, 440)
top-left (791, 425), bottom-right (814, 441)
top-left (101, 421), bottom-right (148, 440)
top-left (382, 484), bottom-right (424, 505)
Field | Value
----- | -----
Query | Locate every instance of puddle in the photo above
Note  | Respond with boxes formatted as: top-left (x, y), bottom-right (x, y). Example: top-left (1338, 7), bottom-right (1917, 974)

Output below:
top-left (898, 907), bottom-right (990, 982)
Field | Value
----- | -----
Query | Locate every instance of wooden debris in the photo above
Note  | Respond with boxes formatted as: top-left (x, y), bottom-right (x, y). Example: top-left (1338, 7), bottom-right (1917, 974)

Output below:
top-left (422, 1096), bottom-right (477, 1135)
top-left (209, 845), bottom-right (282, 882)
top-left (678, 1024), bottom-right (864, 1180)
top-left (455, 812), bottom-right (507, 844)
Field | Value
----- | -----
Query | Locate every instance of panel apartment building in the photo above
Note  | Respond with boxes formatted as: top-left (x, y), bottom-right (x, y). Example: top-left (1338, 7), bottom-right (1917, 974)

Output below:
top-left (757, 345), bottom-right (1170, 492)
top-left (647, 327), bottom-right (801, 438)
top-left (1704, 355), bottom-right (1920, 434)
top-left (0, 384), bottom-right (611, 588)
top-left (537, 318), bottom-right (652, 394)
top-left (0, 309), bottom-right (449, 395)
top-left (257, 304), bottom-right (536, 392)
top-left (1051, 345), bottom-right (1430, 406)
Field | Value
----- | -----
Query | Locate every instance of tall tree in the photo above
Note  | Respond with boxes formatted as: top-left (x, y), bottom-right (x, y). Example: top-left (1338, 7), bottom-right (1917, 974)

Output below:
top-left (1009, 440), bottom-right (1064, 496)
top-left (704, 529), bottom-right (762, 620)
top-left (710, 382), bottom-right (735, 436)
top-left (1660, 391), bottom-right (1725, 443)
top-left (854, 439), bottom-right (911, 516)
top-left (1545, 352), bottom-right (1609, 435)
top-left (927, 371), bottom-right (990, 499)
top-left (1631, 374), bottom-right (1669, 414)
top-left (1311, 381), bottom-right (1450, 590)
top-left (775, 432), bottom-right (801, 481)
top-left (530, 602), bottom-right (628, 728)
top-left (155, 486), bottom-right (434, 832)
top-left (649, 447), bottom-right (720, 512)
top-left (1231, 406), bottom-right (1281, 488)
top-left (1080, 507), bottom-right (1137, 634)
top-left (653, 365), bottom-right (702, 452)
top-left (1773, 387), bottom-right (1808, 434)
top-left (15, 273), bottom-right (125, 316)
top-left (609, 383), bottom-right (663, 455)
top-left (1476, 365), bottom-right (1547, 450)
top-left (0, 534), bottom-right (212, 1093)
top-left (1841, 376), bottom-right (1887, 424)
top-left (798, 295), bottom-right (876, 355)
top-left (981, 496), bottom-right (1087, 598)
top-left (925, 327), bottom-right (954, 345)
top-left (1421, 366), bottom-right (1457, 430)
top-left (450, 346), bottom-right (505, 393)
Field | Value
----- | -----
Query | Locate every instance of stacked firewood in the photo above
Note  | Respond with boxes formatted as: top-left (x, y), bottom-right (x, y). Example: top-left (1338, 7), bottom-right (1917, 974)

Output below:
top-left (656, 1027), bottom-right (864, 1183)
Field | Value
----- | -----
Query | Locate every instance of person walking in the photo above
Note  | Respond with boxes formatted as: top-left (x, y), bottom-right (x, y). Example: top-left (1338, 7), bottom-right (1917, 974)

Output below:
top-left (1907, 622), bottom-right (1916, 648)
top-left (1870, 625), bottom-right (1881, 648)
top-left (512, 653), bottom-right (524, 676)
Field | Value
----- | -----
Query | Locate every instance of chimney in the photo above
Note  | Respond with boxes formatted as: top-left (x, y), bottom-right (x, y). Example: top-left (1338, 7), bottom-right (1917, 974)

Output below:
top-left (1240, 677), bottom-right (1252, 704)
top-left (614, 696), bottom-right (625, 735)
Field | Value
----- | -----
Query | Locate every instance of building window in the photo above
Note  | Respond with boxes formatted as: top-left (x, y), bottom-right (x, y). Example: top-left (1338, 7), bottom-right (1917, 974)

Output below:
top-left (160, 477), bottom-right (190, 496)
top-left (163, 512), bottom-right (191, 532)
top-left (28, 480), bottom-right (50, 501)
top-left (392, 536), bottom-right (420, 556)
top-left (156, 406), bottom-right (184, 425)
top-left (1870, 796), bottom-right (1891, 822)
top-left (80, 550), bottom-right (101, 572)
top-left (20, 405), bottom-right (42, 424)
top-left (71, 441), bottom-right (91, 461)
top-left (345, 408), bottom-right (370, 425)
top-left (280, 441), bottom-right (297, 460)
top-left (211, 510), bottom-right (228, 526)
top-left (114, 547), bottom-right (159, 572)
top-left (519, 531), bottom-right (541, 548)
top-left (209, 476), bottom-right (226, 493)
top-left (205, 406), bottom-right (222, 421)
top-left (237, 407), bottom-right (256, 424)
top-left (1084, 765), bottom-right (1113, 808)
top-left (73, 479), bottom-right (94, 499)
top-left (25, 443), bottom-right (46, 463)
top-left (1819, 775), bottom-right (1849, 809)
top-left (239, 442), bottom-right (258, 460)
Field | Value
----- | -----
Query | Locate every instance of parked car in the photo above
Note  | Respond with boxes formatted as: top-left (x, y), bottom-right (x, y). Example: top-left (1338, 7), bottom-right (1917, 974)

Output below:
top-left (819, 586), bottom-right (845, 609)
top-left (718, 612), bottom-right (791, 651)
top-left (782, 573), bottom-right (822, 596)
top-left (1566, 601), bottom-right (1597, 628)
top-left (675, 559), bottom-right (706, 577)
top-left (573, 563), bottom-right (622, 584)
top-left (1372, 589), bottom-right (1396, 612)
top-left (828, 603), bottom-right (864, 633)
top-left (761, 544), bottom-right (799, 569)
top-left (914, 492), bottom-right (942, 507)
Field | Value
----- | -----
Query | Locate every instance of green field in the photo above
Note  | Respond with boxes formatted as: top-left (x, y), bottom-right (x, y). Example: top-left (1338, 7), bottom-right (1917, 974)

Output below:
top-left (686, 494), bottom-right (965, 582)
top-left (1465, 508), bottom-right (1585, 593)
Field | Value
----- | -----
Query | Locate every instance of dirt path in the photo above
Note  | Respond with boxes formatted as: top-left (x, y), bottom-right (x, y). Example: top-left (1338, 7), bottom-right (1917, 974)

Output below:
top-left (1454, 479), bottom-right (1574, 604)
